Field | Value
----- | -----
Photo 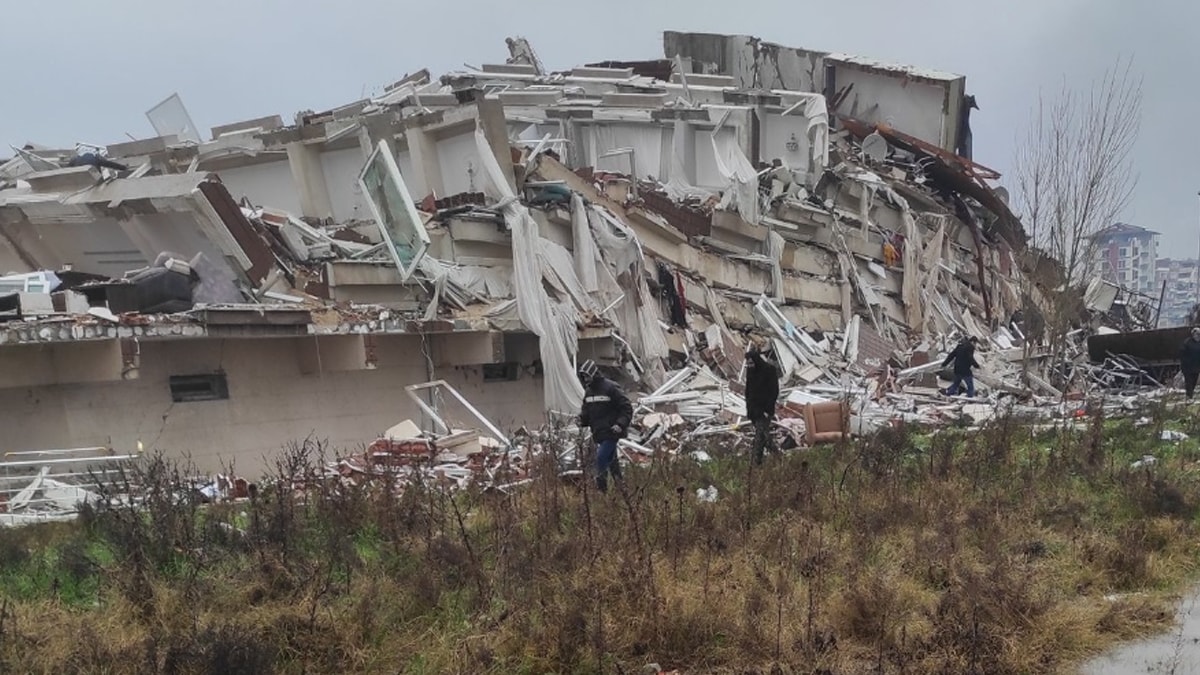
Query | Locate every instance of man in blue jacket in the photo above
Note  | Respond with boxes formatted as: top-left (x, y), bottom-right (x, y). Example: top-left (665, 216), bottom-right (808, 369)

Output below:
top-left (941, 336), bottom-right (980, 398)
top-left (578, 359), bottom-right (633, 493)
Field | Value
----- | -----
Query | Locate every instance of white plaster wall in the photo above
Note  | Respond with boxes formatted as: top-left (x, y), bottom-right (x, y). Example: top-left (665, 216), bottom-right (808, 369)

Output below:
top-left (215, 159), bottom-right (303, 214)
top-left (396, 149), bottom-right (416, 195)
top-left (320, 147), bottom-right (370, 222)
top-left (760, 113), bottom-right (812, 173)
top-left (694, 127), bottom-right (739, 188)
top-left (0, 335), bottom-right (547, 477)
top-left (435, 132), bottom-right (482, 196)
top-left (832, 67), bottom-right (949, 149)
top-left (585, 123), bottom-right (669, 181)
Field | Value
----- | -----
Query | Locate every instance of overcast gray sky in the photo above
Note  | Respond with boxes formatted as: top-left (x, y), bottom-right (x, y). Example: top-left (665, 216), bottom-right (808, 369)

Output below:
top-left (6, 0), bottom-right (1199, 253)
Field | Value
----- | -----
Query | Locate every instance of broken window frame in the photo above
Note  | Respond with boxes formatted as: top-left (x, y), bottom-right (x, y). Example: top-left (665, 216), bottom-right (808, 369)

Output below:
top-left (403, 380), bottom-right (511, 448)
top-left (357, 140), bottom-right (430, 282)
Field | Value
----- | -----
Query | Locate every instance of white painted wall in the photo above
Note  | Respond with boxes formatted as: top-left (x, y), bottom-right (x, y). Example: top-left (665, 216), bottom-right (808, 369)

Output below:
top-left (435, 132), bottom-right (482, 196)
top-left (0, 335), bottom-right (547, 476)
top-left (585, 123), bottom-right (670, 181)
top-left (760, 113), bottom-right (812, 173)
top-left (320, 147), bottom-right (370, 222)
top-left (396, 149), bottom-right (416, 195)
top-left (832, 66), bottom-right (951, 149)
top-left (694, 127), bottom-right (739, 188)
top-left (215, 159), bottom-right (302, 214)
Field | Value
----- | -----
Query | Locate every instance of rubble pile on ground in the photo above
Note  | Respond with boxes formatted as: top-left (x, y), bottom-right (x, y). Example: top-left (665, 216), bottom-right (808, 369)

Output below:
top-left (0, 32), bottom-right (1185, 509)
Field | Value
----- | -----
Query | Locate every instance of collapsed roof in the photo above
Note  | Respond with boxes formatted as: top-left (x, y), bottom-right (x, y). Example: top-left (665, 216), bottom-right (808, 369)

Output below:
top-left (0, 31), bottom-right (1049, 415)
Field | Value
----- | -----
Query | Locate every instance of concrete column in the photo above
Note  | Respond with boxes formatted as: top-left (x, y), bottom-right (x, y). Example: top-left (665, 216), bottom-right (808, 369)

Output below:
top-left (475, 98), bottom-right (517, 194)
top-left (285, 141), bottom-right (334, 220)
top-left (672, 119), bottom-right (696, 184)
top-left (403, 126), bottom-right (443, 199)
top-left (562, 118), bottom-right (585, 169)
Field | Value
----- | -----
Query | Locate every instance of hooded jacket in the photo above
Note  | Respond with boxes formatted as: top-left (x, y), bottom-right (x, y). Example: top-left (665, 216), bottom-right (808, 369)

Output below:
top-left (745, 351), bottom-right (781, 421)
top-left (942, 340), bottom-right (980, 377)
top-left (1181, 336), bottom-right (1200, 374)
top-left (579, 377), bottom-right (633, 441)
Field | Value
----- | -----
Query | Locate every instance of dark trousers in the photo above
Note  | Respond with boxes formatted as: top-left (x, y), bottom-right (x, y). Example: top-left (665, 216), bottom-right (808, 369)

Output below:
top-left (946, 373), bottom-right (975, 398)
top-left (595, 439), bottom-right (622, 492)
top-left (752, 415), bottom-right (777, 465)
top-left (1186, 370), bottom-right (1199, 399)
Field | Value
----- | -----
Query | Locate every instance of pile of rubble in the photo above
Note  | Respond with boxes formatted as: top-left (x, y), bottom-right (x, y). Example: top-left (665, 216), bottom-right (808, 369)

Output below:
top-left (0, 31), bottom-right (1182, 504)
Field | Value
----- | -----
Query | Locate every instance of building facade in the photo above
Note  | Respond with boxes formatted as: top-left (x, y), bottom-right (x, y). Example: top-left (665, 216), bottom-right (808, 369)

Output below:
top-left (1093, 223), bottom-right (1160, 296)
top-left (1156, 258), bottom-right (1199, 327)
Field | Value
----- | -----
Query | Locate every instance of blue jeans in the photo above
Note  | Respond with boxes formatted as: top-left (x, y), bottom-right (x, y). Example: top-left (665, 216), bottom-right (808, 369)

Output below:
top-left (946, 374), bottom-right (975, 398)
top-left (595, 439), bottom-right (622, 492)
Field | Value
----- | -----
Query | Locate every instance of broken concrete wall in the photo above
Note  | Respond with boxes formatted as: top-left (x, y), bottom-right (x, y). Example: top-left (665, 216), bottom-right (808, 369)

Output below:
top-left (664, 31), bottom-right (826, 92)
top-left (319, 146), bottom-right (371, 221)
top-left (216, 159), bottom-right (304, 215)
top-left (0, 335), bottom-right (547, 475)
top-left (825, 54), bottom-right (965, 152)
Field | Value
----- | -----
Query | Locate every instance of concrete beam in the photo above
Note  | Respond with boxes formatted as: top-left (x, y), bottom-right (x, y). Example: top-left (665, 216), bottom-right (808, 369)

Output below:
top-left (107, 135), bottom-right (179, 158)
top-left (431, 331), bottom-right (505, 366)
top-left (24, 167), bottom-right (99, 193)
top-left (297, 335), bottom-right (372, 374)
top-left (0, 340), bottom-right (127, 389)
top-left (211, 115), bottom-right (283, 141)
top-left (445, 218), bottom-right (509, 245)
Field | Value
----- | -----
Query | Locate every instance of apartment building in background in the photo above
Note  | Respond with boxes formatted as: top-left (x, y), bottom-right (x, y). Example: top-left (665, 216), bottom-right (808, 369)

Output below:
top-left (1157, 258), bottom-right (1199, 327)
top-left (1092, 223), bottom-right (1160, 295)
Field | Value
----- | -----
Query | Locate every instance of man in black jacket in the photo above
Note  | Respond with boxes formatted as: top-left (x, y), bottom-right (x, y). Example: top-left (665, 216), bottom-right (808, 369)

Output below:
top-left (1180, 328), bottom-right (1200, 399)
top-left (941, 336), bottom-right (980, 398)
top-left (745, 344), bottom-right (781, 465)
top-left (578, 359), bottom-right (633, 492)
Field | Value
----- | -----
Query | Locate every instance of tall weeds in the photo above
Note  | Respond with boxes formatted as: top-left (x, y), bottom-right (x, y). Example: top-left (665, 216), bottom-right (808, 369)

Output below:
top-left (0, 412), bottom-right (1197, 674)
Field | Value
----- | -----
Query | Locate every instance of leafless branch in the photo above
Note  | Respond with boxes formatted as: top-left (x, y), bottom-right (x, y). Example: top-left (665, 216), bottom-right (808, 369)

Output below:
top-left (1015, 56), bottom-right (1143, 287)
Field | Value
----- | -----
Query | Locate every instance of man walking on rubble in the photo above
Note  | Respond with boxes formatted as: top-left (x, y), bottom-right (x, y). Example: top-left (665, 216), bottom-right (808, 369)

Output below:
top-left (1179, 328), bottom-right (1200, 400)
top-left (941, 336), bottom-right (980, 398)
top-left (578, 359), bottom-right (633, 493)
top-left (745, 343), bottom-right (781, 465)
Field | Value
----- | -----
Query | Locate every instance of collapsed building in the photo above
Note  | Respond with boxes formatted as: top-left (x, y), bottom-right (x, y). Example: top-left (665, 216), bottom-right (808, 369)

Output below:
top-left (0, 31), bottom-right (1051, 477)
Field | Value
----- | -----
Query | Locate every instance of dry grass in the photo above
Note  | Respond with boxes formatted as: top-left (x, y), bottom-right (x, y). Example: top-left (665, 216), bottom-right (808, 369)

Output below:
top-left (0, 407), bottom-right (1199, 674)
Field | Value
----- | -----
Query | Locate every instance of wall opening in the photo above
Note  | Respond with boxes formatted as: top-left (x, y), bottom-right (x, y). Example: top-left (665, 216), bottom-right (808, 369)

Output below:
top-left (481, 362), bottom-right (520, 382)
top-left (169, 373), bottom-right (230, 402)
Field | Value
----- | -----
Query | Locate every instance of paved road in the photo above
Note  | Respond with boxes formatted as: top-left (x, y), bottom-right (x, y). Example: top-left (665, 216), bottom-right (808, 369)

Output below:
top-left (1083, 591), bottom-right (1200, 674)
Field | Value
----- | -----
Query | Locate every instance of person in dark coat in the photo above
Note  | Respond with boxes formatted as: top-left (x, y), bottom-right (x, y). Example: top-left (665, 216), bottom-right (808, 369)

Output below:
top-left (941, 336), bottom-right (980, 398)
top-left (577, 359), bottom-right (632, 493)
top-left (745, 344), bottom-right (781, 465)
top-left (1180, 328), bottom-right (1200, 399)
top-left (65, 153), bottom-right (129, 172)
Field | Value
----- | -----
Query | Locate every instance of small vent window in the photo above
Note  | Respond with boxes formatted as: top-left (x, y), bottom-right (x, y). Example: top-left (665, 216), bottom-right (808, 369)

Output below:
top-left (169, 374), bottom-right (229, 402)
top-left (482, 363), bottom-right (520, 382)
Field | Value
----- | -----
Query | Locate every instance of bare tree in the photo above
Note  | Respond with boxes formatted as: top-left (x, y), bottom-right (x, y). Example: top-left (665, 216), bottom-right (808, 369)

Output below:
top-left (1015, 57), bottom-right (1142, 287)
top-left (1012, 58), bottom-right (1141, 395)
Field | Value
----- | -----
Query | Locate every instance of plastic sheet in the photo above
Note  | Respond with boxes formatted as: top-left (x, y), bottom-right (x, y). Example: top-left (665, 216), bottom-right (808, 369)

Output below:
top-left (570, 193), bottom-right (599, 294)
top-left (710, 130), bottom-right (760, 225)
top-left (473, 128), bottom-right (584, 413)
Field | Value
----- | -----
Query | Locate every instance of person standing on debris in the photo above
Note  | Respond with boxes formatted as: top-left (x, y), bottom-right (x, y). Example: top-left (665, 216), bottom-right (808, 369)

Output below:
top-left (941, 336), bottom-right (980, 398)
top-left (577, 359), bottom-right (633, 493)
top-left (745, 344), bottom-right (781, 465)
top-left (1179, 328), bottom-right (1200, 399)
